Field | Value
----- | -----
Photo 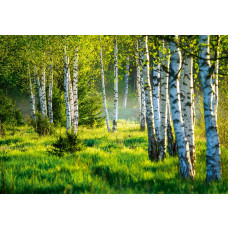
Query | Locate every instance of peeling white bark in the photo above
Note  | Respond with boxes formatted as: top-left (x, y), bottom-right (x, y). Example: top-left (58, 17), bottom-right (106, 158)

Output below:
top-left (199, 35), bottom-right (221, 181)
top-left (99, 38), bottom-right (111, 132)
top-left (169, 36), bottom-right (194, 179)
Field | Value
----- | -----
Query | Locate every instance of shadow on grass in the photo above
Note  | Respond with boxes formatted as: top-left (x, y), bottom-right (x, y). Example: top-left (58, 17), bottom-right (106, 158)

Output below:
top-left (0, 138), bottom-right (21, 146)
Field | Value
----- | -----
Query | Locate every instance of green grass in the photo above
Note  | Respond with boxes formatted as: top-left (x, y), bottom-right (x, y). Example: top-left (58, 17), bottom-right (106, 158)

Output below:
top-left (0, 120), bottom-right (227, 194)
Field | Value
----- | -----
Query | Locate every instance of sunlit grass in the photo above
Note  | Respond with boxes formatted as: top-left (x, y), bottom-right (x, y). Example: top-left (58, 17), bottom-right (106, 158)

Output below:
top-left (0, 120), bottom-right (227, 194)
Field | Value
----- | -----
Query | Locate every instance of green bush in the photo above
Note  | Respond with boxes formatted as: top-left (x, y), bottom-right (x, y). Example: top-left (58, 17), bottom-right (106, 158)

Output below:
top-left (32, 113), bottom-right (54, 136)
top-left (79, 90), bottom-right (104, 128)
top-left (0, 90), bottom-right (24, 126)
top-left (0, 122), bottom-right (6, 136)
top-left (49, 132), bottom-right (84, 157)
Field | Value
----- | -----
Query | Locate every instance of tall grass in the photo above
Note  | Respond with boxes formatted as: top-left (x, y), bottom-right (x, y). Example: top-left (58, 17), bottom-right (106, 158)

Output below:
top-left (0, 121), bottom-right (227, 194)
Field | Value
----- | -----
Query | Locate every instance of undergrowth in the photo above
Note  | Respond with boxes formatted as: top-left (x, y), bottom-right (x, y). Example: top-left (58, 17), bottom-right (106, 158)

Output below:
top-left (0, 120), bottom-right (227, 194)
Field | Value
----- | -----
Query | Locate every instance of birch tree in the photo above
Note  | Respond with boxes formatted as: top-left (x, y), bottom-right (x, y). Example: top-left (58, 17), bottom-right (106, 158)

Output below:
top-left (198, 35), bottom-right (221, 181)
top-left (182, 54), bottom-right (196, 173)
top-left (40, 64), bottom-right (47, 116)
top-left (113, 36), bottom-right (118, 132)
top-left (169, 36), bottom-right (194, 179)
top-left (35, 66), bottom-right (45, 116)
top-left (123, 56), bottom-right (129, 109)
top-left (158, 40), bottom-right (169, 160)
top-left (99, 37), bottom-right (111, 132)
top-left (73, 47), bottom-right (79, 135)
top-left (64, 48), bottom-right (71, 131)
top-left (152, 50), bottom-right (161, 139)
top-left (28, 64), bottom-right (36, 120)
top-left (140, 36), bottom-right (158, 161)
top-left (136, 39), bottom-right (146, 131)
top-left (48, 55), bottom-right (54, 124)
top-left (67, 56), bottom-right (74, 128)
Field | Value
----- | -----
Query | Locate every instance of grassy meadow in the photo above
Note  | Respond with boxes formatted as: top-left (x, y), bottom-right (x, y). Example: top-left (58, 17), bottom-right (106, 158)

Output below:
top-left (0, 120), bottom-right (227, 194)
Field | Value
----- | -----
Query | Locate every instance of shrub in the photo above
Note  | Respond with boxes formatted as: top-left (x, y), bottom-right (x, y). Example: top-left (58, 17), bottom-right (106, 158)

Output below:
top-left (0, 90), bottom-right (24, 126)
top-left (79, 90), bottom-right (104, 128)
top-left (31, 113), bottom-right (54, 136)
top-left (49, 132), bottom-right (84, 157)
top-left (0, 122), bottom-right (6, 136)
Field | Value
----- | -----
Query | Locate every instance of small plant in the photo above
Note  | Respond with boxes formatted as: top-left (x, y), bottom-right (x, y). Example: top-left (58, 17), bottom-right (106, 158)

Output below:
top-left (49, 132), bottom-right (84, 157)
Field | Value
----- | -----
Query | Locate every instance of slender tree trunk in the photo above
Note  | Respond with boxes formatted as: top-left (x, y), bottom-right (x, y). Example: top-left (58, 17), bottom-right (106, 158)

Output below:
top-left (41, 65), bottom-right (47, 116)
top-left (152, 53), bottom-right (161, 141)
top-left (99, 38), bottom-right (111, 132)
top-left (158, 40), bottom-right (169, 160)
top-left (140, 36), bottom-right (158, 161)
top-left (35, 66), bottom-right (45, 116)
top-left (67, 57), bottom-right (74, 128)
top-left (198, 35), bottom-right (221, 181)
top-left (169, 36), bottom-right (194, 179)
top-left (123, 56), bottom-right (129, 109)
top-left (64, 48), bottom-right (71, 131)
top-left (73, 47), bottom-right (79, 135)
top-left (28, 64), bottom-right (36, 120)
top-left (214, 35), bottom-right (220, 121)
top-left (182, 55), bottom-right (196, 173)
top-left (113, 36), bottom-right (118, 132)
top-left (48, 55), bottom-right (54, 124)
top-left (136, 40), bottom-right (146, 130)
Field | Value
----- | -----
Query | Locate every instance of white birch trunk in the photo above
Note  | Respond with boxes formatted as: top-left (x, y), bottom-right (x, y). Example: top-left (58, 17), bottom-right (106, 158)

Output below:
top-left (99, 38), bottom-right (111, 132)
top-left (123, 56), bottom-right (129, 109)
top-left (35, 66), bottom-right (45, 116)
top-left (73, 47), bottom-right (79, 135)
top-left (140, 36), bottom-right (158, 161)
top-left (28, 64), bottom-right (36, 120)
top-left (182, 55), bottom-right (196, 173)
top-left (64, 48), bottom-right (71, 131)
top-left (158, 40), bottom-right (169, 160)
top-left (152, 56), bottom-right (161, 140)
top-left (169, 36), bottom-right (194, 179)
top-left (67, 56), bottom-right (74, 128)
top-left (136, 40), bottom-right (146, 130)
top-left (112, 36), bottom-right (118, 132)
top-left (198, 35), bottom-right (221, 181)
top-left (48, 55), bottom-right (54, 124)
top-left (41, 65), bottom-right (47, 116)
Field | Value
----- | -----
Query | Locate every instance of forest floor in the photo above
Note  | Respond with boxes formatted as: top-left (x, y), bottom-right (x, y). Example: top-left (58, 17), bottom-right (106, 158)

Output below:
top-left (0, 120), bottom-right (227, 194)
